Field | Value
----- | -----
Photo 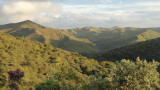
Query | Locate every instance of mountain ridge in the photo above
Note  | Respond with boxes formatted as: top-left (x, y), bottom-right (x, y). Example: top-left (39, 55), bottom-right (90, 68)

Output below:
top-left (66, 27), bottom-right (160, 52)
top-left (0, 20), bottom-right (98, 54)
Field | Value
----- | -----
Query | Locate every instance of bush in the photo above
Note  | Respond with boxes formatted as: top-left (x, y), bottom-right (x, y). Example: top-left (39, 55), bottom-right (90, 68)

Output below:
top-left (35, 80), bottom-right (60, 90)
top-left (82, 76), bottom-right (112, 90)
top-left (110, 58), bottom-right (160, 89)
top-left (0, 74), bottom-right (6, 88)
top-left (8, 83), bottom-right (19, 90)
top-left (8, 69), bottom-right (24, 82)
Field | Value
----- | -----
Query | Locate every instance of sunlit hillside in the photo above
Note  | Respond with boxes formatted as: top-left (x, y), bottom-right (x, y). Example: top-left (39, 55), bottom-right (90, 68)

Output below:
top-left (0, 20), bottom-right (98, 55)
top-left (0, 33), bottom-right (109, 89)
top-left (66, 27), bottom-right (160, 51)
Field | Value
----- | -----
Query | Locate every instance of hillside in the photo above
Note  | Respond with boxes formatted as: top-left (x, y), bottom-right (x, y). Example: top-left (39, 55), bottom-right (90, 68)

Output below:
top-left (96, 37), bottom-right (160, 62)
top-left (0, 33), bottom-right (110, 89)
top-left (0, 31), bottom-right (159, 90)
top-left (0, 20), bottom-right (98, 54)
top-left (66, 27), bottom-right (160, 51)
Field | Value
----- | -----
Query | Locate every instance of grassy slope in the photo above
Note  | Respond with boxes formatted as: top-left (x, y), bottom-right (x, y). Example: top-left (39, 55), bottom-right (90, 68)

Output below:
top-left (66, 27), bottom-right (160, 51)
top-left (0, 20), bottom-right (98, 54)
top-left (0, 33), bottom-right (108, 89)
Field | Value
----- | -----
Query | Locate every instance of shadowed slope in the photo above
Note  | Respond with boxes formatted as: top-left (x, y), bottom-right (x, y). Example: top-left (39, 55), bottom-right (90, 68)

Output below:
top-left (66, 27), bottom-right (160, 51)
top-left (0, 20), bottom-right (98, 54)
top-left (96, 37), bottom-right (160, 62)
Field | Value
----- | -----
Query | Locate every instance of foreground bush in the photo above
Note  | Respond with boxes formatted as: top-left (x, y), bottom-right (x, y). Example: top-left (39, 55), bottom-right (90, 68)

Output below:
top-left (110, 58), bottom-right (160, 89)
top-left (35, 80), bottom-right (60, 90)
top-left (41, 58), bottom-right (160, 90)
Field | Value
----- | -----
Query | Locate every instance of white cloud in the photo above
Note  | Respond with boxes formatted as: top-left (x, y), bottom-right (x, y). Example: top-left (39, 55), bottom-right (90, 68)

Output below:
top-left (49, 2), bottom-right (160, 28)
top-left (88, 0), bottom-right (112, 3)
top-left (1, 1), bottom-right (61, 23)
top-left (8, 0), bottom-right (66, 2)
top-left (1, 0), bottom-right (160, 28)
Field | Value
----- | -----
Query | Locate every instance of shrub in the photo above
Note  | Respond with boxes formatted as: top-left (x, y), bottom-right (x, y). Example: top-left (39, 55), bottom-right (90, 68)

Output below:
top-left (35, 80), bottom-right (60, 90)
top-left (110, 58), bottom-right (160, 89)
top-left (8, 83), bottom-right (19, 90)
top-left (0, 74), bottom-right (6, 88)
top-left (8, 69), bottom-right (24, 82)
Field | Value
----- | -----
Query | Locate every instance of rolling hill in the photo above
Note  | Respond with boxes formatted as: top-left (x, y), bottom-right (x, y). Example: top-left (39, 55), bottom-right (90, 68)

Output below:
top-left (0, 27), bottom-right (159, 90)
top-left (0, 33), bottom-right (110, 89)
top-left (1, 21), bottom-right (160, 58)
top-left (0, 20), bottom-right (98, 54)
top-left (95, 37), bottom-right (160, 62)
top-left (66, 27), bottom-right (160, 51)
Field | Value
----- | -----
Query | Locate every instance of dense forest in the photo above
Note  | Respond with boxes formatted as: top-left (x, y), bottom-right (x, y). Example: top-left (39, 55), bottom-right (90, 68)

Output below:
top-left (96, 37), bottom-right (160, 62)
top-left (0, 21), bottom-right (160, 90)
top-left (0, 33), bottom-right (160, 90)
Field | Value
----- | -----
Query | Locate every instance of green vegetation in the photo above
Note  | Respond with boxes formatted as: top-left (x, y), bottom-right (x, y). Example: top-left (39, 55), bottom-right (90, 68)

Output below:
top-left (0, 33), bottom-right (159, 89)
top-left (0, 33), bottom-right (109, 89)
top-left (66, 27), bottom-right (160, 52)
top-left (0, 21), bottom-right (160, 89)
top-left (35, 58), bottom-right (160, 90)
top-left (110, 58), bottom-right (160, 89)
top-left (97, 37), bottom-right (160, 62)
top-left (0, 20), bottom-right (98, 55)
top-left (2, 20), bottom-right (160, 58)
top-left (35, 80), bottom-right (60, 90)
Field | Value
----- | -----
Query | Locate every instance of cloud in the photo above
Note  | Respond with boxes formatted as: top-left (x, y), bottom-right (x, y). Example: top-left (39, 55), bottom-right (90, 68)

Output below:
top-left (49, 2), bottom-right (160, 28)
top-left (88, 0), bottom-right (112, 3)
top-left (8, 0), bottom-right (66, 2)
top-left (1, 1), bottom-right (61, 23)
top-left (1, 0), bottom-right (160, 28)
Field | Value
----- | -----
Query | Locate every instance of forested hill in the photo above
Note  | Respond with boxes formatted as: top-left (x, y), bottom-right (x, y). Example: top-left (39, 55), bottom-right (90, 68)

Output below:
top-left (0, 20), bottom-right (98, 54)
top-left (0, 33), bottom-right (110, 89)
top-left (96, 37), bottom-right (160, 62)
top-left (1, 21), bottom-right (160, 57)
top-left (66, 27), bottom-right (160, 51)
top-left (0, 32), bottom-right (159, 90)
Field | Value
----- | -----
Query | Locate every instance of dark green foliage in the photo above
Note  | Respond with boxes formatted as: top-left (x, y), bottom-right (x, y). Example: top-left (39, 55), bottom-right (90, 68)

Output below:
top-left (35, 80), bottom-right (60, 90)
top-left (81, 76), bottom-right (112, 90)
top-left (97, 37), bottom-right (160, 62)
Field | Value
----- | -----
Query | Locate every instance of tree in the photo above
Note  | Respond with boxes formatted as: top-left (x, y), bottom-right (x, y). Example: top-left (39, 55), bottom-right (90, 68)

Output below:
top-left (110, 58), bottom-right (160, 89)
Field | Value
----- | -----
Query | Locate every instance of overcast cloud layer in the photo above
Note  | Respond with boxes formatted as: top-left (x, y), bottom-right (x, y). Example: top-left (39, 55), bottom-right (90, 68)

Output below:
top-left (0, 0), bottom-right (160, 29)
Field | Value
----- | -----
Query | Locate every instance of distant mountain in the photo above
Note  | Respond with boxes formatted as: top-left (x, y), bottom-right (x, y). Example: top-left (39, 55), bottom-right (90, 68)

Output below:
top-left (0, 33), bottom-right (109, 89)
top-left (136, 30), bottom-right (160, 42)
top-left (66, 27), bottom-right (160, 51)
top-left (0, 20), bottom-right (98, 54)
top-left (95, 37), bottom-right (160, 62)
top-left (2, 21), bottom-right (160, 57)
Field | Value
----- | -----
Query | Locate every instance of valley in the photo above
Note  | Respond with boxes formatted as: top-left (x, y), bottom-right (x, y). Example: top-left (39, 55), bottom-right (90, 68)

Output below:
top-left (0, 21), bottom-right (160, 90)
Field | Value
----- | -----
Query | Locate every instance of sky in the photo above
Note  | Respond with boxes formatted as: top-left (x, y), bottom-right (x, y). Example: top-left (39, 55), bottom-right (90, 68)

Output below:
top-left (0, 0), bottom-right (160, 29)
